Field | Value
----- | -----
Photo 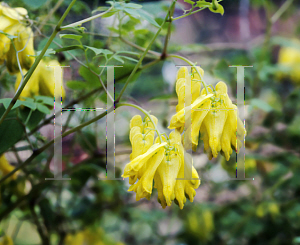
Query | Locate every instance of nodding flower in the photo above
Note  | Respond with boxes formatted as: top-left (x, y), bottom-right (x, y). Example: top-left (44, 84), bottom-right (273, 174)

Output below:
top-left (123, 116), bottom-right (200, 209)
top-left (0, 3), bottom-right (35, 73)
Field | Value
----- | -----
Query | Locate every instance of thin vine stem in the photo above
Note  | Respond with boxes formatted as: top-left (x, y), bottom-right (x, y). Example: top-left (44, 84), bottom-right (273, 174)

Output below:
top-left (118, 102), bottom-right (163, 143)
top-left (60, 6), bottom-right (114, 30)
top-left (115, 0), bottom-right (178, 103)
top-left (168, 54), bottom-right (209, 95)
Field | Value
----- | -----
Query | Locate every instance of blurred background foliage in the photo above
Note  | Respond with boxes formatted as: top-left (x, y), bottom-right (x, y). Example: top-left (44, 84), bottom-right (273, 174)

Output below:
top-left (0, 0), bottom-right (300, 244)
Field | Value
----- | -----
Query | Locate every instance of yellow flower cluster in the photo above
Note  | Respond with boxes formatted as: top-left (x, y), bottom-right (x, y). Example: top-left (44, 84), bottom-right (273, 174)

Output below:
top-left (170, 67), bottom-right (245, 161)
top-left (0, 2), bottom-right (34, 74)
top-left (15, 59), bottom-right (66, 100)
top-left (122, 66), bottom-right (246, 209)
top-left (0, 3), bottom-right (65, 100)
top-left (122, 115), bottom-right (200, 209)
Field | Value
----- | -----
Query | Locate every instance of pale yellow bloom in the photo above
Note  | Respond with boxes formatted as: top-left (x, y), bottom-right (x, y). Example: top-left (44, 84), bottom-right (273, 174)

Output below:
top-left (124, 119), bottom-right (201, 209)
top-left (0, 3), bottom-right (34, 73)
top-left (170, 69), bottom-right (245, 160)
top-left (0, 154), bottom-right (17, 181)
top-left (15, 59), bottom-right (66, 100)
top-left (277, 41), bottom-right (300, 84)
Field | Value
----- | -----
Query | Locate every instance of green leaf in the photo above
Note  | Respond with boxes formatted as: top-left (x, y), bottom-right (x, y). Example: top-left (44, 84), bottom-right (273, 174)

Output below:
top-left (250, 99), bottom-right (273, 113)
top-left (139, 10), bottom-right (160, 28)
top-left (117, 51), bottom-right (140, 56)
top-left (92, 6), bottom-right (109, 14)
top-left (22, 0), bottom-right (48, 9)
top-left (196, 0), bottom-right (211, 8)
top-left (184, 0), bottom-right (195, 4)
top-left (85, 46), bottom-right (113, 56)
top-left (55, 45), bottom-right (84, 53)
top-left (19, 108), bottom-right (45, 130)
top-left (0, 107), bottom-right (24, 155)
top-left (209, 4), bottom-right (224, 15)
top-left (67, 81), bottom-right (88, 90)
top-left (19, 100), bottom-right (36, 110)
top-left (124, 8), bottom-right (140, 18)
top-left (293, 237), bottom-right (300, 243)
top-left (59, 34), bottom-right (83, 41)
top-left (35, 96), bottom-right (54, 107)
top-left (0, 98), bottom-right (36, 110)
top-left (37, 103), bottom-right (51, 114)
top-left (0, 30), bottom-right (17, 39)
top-left (29, 48), bottom-right (56, 57)
top-left (101, 10), bottom-right (118, 18)
top-left (79, 66), bottom-right (99, 88)
top-left (112, 55), bottom-right (124, 64)
top-left (124, 3), bottom-right (143, 9)
top-left (120, 56), bottom-right (139, 63)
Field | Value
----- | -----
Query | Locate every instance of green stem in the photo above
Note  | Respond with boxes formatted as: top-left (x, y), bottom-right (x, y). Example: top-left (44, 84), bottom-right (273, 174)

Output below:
top-left (271, 0), bottom-right (294, 23)
top-left (168, 54), bottom-right (209, 95)
top-left (118, 102), bottom-right (163, 143)
top-left (115, 0), bottom-right (178, 103)
top-left (0, 0), bottom-right (77, 127)
top-left (60, 6), bottom-right (114, 30)
top-left (173, 0), bottom-right (223, 21)
top-left (162, 2), bottom-right (176, 57)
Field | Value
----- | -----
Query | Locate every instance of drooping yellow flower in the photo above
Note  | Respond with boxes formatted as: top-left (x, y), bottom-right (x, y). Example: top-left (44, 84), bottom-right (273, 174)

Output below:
top-left (0, 154), bottom-right (17, 181)
top-left (175, 66), bottom-right (204, 111)
top-left (15, 59), bottom-right (66, 100)
top-left (0, 235), bottom-right (13, 245)
top-left (169, 66), bottom-right (211, 132)
top-left (0, 3), bottom-right (34, 73)
top-left (170, 69), bottom-right (245, 160)
top-left (200, 82), bottom-right (245, 160)
top-left (123, 119), bottom-right (200, 209)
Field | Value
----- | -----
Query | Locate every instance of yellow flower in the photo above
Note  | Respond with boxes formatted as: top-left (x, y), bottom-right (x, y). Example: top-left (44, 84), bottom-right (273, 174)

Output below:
top-left (186, 209), bottom-right (214, 242)
top-left (277, 40), bottom-right (300, 84)
top-left (123, 141), bottom-right (167, 200)
top-left (0, 154), bottom-right (17, 181)
top-left (15, 59), bottom-right (66, 101)
top-left (123, 121), bottom-right (200, 209)
top-left (256, 202), bottom-right (280, 219)
top-left (0, 3), bottom-right (34, 73)
top-left (170, 66), bottom-right (208, 133)
top-left (170, 74), bottom-right (245, 160)
top-left (64, 232), bottom-right (85, 245)
top-left (0, 235), bottom-right (13, 245)
top-left (175, 66), bottom-right (204, 112)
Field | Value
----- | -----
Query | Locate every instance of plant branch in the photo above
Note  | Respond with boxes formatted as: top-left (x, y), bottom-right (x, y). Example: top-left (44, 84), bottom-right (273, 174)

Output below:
top-left (271, 0), bottom-right (294, 24)
top-left (115, 0), bottom-right (178, 103)
top-left (60, 6), bottom-right (114, 30)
